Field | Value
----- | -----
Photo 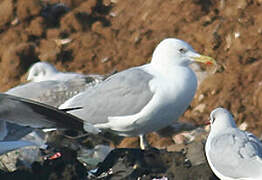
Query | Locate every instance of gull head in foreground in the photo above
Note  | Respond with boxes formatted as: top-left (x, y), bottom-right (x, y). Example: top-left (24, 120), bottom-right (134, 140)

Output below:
top-left (205, 108), bottom-right (262, 180)
top-left (59, 38), bottom-right (216, 149)
top-left (151, 38), bottom-right (216, 67)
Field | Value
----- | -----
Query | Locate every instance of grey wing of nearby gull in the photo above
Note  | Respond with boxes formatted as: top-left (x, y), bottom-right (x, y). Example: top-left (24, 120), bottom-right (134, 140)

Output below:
top-left (3, 122), bottom-right (34, 141)
top-left (6, 79), bottom-right (92, 107)
top-left (0, 120), bottom-right (7, 140)
top-left (244, 131), bottom-right (262, 150)
top-left (57, 73), bottom-right (105, 83)
top-left (60, 68), bottom-right (154, 125)
top-left (0, 93), bottom-right (84, 130)
top-left (208, 129), bottom-right (262, 179)
top-left (0, 141), bottom-right (35, 155)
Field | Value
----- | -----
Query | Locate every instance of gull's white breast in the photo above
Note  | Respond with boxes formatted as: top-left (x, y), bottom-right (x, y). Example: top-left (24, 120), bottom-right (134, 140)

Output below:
top-left (103, 65), bottom-right (197, 136)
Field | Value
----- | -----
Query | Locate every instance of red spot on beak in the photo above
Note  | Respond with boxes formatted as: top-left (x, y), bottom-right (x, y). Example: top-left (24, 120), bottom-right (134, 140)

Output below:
top-left (204, 120), bottom-right (210, 125)
top-left (206, 61), bottom-right (212, 65)
top-left (48, 152), bottom-right (62, 160)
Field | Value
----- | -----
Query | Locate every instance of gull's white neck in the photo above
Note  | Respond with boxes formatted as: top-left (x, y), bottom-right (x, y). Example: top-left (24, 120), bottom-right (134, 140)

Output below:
top-left (150, 57), bottom-right (192, 78)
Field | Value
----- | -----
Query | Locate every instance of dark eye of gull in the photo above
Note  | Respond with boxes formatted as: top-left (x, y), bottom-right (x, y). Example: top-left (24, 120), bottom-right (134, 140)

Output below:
top-left (179, 48), bottom-right (187, 54)
top-left (210, 116), bottom-right (216, 124)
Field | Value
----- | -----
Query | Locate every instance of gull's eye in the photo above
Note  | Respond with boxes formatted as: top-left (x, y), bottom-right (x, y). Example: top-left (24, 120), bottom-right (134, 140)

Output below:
top-left (179, 48), bottom-right (187, 54)
top-left (210, 116), bottom-right (215, 124)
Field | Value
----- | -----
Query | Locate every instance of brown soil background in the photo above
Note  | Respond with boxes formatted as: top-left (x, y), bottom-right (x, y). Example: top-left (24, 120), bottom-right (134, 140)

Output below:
top-left (0, 0), bottom-right (261, 146)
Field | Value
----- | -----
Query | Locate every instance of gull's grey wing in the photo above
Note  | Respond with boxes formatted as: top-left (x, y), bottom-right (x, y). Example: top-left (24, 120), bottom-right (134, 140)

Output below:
top-left (6, 79), bottom-right (92, 107)
top-left (245, 131), bottom-right (262, 150)
top-left (3, 122), bottom-right (34, 141)
top-left (0, 120), bottom-right (7, 140)
top-left (208, 128), bottom-right (262, 179)
top-left (0, 141), bottom-right (35, 155)
top-left (59, 67), bottom-right (154, 125)
top-left (0, 93), bottom-right (84, 131)
top-left (54, 73), bottom-right (105, 83)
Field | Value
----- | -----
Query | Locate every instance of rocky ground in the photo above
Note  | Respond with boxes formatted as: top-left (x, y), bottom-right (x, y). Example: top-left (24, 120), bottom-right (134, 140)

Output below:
top-left (0, 0), bottom-right (261, 179)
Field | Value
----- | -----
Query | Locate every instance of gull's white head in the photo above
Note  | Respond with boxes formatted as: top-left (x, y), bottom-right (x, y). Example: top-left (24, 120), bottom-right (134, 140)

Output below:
top-left (151, 38), bottom-right (216, 67)
top-left (27, 62), bottom-right (58, 82)
top-left (209, 108), bottom-right (237, 133)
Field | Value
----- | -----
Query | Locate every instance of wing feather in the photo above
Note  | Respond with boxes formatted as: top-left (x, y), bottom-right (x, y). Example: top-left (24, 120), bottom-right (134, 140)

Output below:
top-left (60, 67), bottom-right (154, 125)
top-left (0, 93), bottom-right (84, 130)
top-left (209, 128), bottom-right (262, 179)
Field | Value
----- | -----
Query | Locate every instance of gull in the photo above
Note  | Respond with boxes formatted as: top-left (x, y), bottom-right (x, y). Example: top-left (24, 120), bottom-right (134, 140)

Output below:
top-left (27, 61), bottom-right (103, 83)
top-left (205, 108), bottom-right (262, 180)
top-left (59, 38), bottom-right (216, 149)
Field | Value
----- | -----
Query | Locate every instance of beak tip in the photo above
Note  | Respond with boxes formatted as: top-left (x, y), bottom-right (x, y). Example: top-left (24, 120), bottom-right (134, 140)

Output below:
top-left (192, 55), bottom-right (216, 65)
top-left (204, 121), bottom-right (211, 125)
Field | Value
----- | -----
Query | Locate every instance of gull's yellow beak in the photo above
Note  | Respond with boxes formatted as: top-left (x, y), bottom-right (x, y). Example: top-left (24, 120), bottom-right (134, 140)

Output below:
top-left (191, 55), bottom-right (216, 65)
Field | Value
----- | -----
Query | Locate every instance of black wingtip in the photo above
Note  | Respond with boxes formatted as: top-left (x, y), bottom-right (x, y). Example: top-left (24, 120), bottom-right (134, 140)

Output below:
top-left (60, 107), bottom-right (83, 112)
top-left (0, 93), bottom-right (84, 131)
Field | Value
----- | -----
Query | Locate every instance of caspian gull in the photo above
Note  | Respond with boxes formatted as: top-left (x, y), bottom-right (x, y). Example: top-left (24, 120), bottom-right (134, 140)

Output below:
top-left (59, 38), bottom-right (216, 149)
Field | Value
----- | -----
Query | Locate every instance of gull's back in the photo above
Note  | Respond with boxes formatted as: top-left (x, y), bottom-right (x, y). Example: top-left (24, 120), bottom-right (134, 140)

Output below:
top-left (207, 127), bottom-right (262, 180)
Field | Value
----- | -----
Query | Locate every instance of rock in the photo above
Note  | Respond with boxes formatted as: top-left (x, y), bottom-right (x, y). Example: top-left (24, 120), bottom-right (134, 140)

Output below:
top-left (26, 17), bottom-right (45, 37)
top-left (239, 122), bottom-right (248, 131)
top-left (0, 148), bottom-right (87, 180)
top-left (0, 146), bottom-right (41, 172)
top-left (16, 0), bottom-right (41, 20)
top-left (172, 134), bottom-right (187, 144)
top-left (172, 127), bottom-right (207, 145)
top-left (41, 3), bottom-right (70, 26)
top-left (38, 39), bottom-right (61, 62)
top-left (198, 94), bottom-right (205, 102)
top-left (60, 11), bottom-right (83, 33)
top-left (93, 148), bottom-right (216, 179)
top-left (193, 104), bottom-right (206, 113)
top-left (157, 122), bottom-right (196, 137)
top-left (186, 142), bottom-right (206, 166)
top-left (0, 0), bottom-right (13, 29)
top-left (0, 43), bottom-right (38, 87)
